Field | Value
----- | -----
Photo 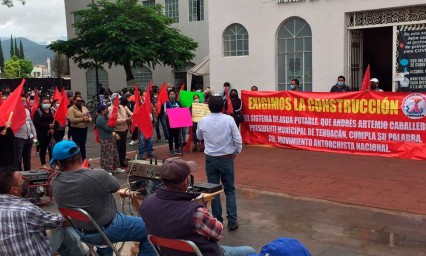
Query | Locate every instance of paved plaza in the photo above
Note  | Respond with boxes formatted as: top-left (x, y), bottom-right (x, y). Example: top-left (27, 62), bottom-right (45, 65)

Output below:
top-left (32, 124), bottom-right (426, 256)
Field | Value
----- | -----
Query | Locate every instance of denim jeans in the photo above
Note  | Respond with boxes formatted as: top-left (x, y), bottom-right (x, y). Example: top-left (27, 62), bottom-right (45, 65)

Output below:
top-left (205, 155), bottom-right (237, 224)
top-left (76, 212), bottom-right (155, 256)
top-left (13, 137), bottom-right (33, 171)
top-left (50, 227), bottom-right (85, 256)
top-left (71, 127), bottom-right (88, 159)
top-left (138, 134), bottom-right (153, 157)
top-left (221, 246), bottom-right (257, 256)
top-left (155, 114), bottom-right (169, 140)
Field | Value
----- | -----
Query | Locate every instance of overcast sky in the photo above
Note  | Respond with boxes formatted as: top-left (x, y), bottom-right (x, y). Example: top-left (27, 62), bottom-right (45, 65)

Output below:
top-left (0, 0), bottom-right (67, 44)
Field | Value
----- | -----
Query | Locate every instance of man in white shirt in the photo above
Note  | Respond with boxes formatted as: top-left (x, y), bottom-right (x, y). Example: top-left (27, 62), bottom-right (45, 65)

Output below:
top-left (196, 96), bottom-right (242, 231)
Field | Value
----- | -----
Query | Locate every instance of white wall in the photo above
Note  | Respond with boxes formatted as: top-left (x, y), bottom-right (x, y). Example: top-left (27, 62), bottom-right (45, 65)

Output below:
top-left (208, 0), bottom-right (426, 94)
top-left (64, 0), bottom-right (209, 100)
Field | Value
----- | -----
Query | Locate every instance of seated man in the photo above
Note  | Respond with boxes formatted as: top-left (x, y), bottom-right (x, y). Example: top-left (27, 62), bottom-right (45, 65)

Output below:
top-left (0, 166), bottom-right (84, 256)
top-left (50, 140), bottom-right (155, 256)
top-left (140, 157), bottom-right (256, 256)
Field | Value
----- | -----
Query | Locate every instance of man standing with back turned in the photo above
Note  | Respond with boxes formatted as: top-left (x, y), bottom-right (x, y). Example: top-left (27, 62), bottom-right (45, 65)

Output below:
top-left (197, 96), bottom-right (242, 231)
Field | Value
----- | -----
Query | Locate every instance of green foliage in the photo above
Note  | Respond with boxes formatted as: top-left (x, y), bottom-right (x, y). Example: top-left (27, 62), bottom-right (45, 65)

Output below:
top-left (4, 55), bottom-right (33, 78)
top-left (19, 40), bottom-right (24, 59)
top-left (9, 35), bottom-right (14, 58)
top-left (14, 38), bottom-right (19, 58)
top-left (48, 0), bottom-right (198, 82)
top-left (1, 0), bottom-right (25, 7)
top-left (0, 38), bottom-right (4, 73)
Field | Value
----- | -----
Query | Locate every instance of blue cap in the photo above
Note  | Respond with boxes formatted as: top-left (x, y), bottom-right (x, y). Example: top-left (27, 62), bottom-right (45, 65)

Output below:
top-left (50, 140), bottom-right (81, 165)
top-left (249, 238), bottom-right (311, 256)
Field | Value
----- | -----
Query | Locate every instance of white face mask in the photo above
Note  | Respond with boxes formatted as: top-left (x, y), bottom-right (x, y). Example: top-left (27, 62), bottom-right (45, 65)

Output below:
top-left (55, 103), bottom-right (60, 108)
top-left (194, 99), bottom-right (200, 103)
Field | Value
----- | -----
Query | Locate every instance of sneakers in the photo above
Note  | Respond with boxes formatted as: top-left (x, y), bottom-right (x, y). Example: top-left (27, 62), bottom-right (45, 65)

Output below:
top-left (113, 168), bottom-right (126, 173)
top-left (175, 149), bottom-right (182, 155)
top-left (129, 140), bottom-right (137, 146)
top-left (169, 150), bottom-right (175, 155)
top-left (228, 222), bottom-right (239, 231)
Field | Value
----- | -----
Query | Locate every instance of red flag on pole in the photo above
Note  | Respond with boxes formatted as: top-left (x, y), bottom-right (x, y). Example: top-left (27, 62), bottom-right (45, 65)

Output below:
top-left (53, 89), bottom-right (69, 126)
top-left (53, 87), bottom-right (61, 101)
top-left (0, 92), bottom-right (3, 107)
top-left (130, 84), bottom-right (141, 133)
top-left (0, 79), bottom-right (27, 133)
top-left (82, 159), bottom-right (89, 168)
top-left (225, 87), bottom-right (233, 115)
top-left (360, 64), bottom-right (371, 91)
top-left (31, 90), bottom-right (40, 118)
top-left (177, 83), bottom-right (185, 101)
top-left (132, 101), bottom-right (153, 138)
top-left (158, 82), bottom-right (168, 105)
top-left (107, 96), bottom-right (119, 127)
top-left (62, 89), bottom-right (70, 107)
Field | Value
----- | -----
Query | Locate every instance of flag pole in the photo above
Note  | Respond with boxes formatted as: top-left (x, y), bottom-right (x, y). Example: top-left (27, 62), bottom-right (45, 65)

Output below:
top-left (1, 112), bottom-right (14, 135)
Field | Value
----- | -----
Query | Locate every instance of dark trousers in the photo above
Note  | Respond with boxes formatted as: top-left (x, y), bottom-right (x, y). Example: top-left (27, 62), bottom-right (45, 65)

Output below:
top-left (54, 129), bottom-right (65, 142)
top-left (155, 114), bottom-right (169, 140)
top-left (132, 127), bottom-right (139, 141)
top-left (13, 137), bottom-right (33, 171)
top-left (115, 130), bottom-right (128, 165)
top-left (168, 127), bottom-right (180, 151)
top-left (38, 131), bottom-right (53, 166)
top-left (205, 155), bottom-right (237, 224)
top-left (71, 127), bottom-right (88, 159)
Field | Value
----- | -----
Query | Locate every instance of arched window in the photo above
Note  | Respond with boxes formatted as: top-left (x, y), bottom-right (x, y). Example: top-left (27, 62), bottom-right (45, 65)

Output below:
top-left (223, 23), bottom-right (249, 57)
top-left (131, 66), bottom-right (153, 89)
top-left (277, 17), bottom-right (312, 91)
top-left (86, 68), bottom-right (109, 99)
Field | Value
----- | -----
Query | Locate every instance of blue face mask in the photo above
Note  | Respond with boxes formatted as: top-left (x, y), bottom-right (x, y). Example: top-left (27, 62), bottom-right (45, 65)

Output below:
top-left (105, 111), bottom-right (110, 116)
top-left (42, 104), bottom-right (50, 109)
top-left (290, 84), bottom-right (296, 90)
top-left (23, 101), bottom-right (27, 107)
top-left (337, 82), bottom-right (344, 87)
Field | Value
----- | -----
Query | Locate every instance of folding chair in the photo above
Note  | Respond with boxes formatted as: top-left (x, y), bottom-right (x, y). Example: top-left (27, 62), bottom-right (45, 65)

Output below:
top-left (59, 207), bottom-right (123, 256)
top-left (148, 234), bottom-right (204, 256)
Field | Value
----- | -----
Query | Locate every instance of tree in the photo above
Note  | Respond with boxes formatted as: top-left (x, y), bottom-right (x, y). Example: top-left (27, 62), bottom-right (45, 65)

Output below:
top-left (9, 35), bottom-right (14, 58)
top-left (19, 40), bottom-right (24, 59)
top-left (0, 38), bottom-right (4, 73)
top-left (14, 38), bottom-right (19, 58)
top-left (1, 0), bottom-right (25, 7)
top-left (4, 55), bottom-right (33, 78)
top-left (48, 0), bottom-right (198, 85)
top-left (51, 52), bottom-right (70, 78)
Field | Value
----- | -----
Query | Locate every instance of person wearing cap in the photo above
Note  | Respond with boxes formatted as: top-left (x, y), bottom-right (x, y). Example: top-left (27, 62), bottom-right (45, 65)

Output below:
top-left (368, 78), bottom-right (384, 92)
top-left (108, 94), bottom-right (132, 167)
top-left (95, 104), bottom-right (125, 174)
top-left (50, 140), bottom-right (156, 256)
top-left (249, 238), bottom-right (311, 256)
top-left (330, 75), bottom-right (351, 92)
top-left (196, 96), bottom-right (242, 231)
top-left (140, 157), bottom-right (256, 256)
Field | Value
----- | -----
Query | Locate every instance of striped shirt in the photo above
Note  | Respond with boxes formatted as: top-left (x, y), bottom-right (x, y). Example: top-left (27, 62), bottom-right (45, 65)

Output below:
top-left (0, 194), bottom-right (63, 256)
top-left (192, 207), bottom-right (224, 241)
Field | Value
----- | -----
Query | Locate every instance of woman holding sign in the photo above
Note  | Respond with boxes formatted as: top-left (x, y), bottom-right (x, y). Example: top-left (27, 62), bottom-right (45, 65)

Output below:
top-left (165, 90), bottom-right (182, 155)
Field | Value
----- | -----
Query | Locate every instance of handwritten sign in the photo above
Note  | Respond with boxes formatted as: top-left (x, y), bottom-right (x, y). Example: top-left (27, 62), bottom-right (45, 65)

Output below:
top-left (167, 108), bottom-right (193, 128)
top-left (191, 103), bottom-right (211, 122)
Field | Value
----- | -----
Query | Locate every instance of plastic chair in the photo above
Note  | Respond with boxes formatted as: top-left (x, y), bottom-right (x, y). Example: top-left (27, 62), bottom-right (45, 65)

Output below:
top-left (148, 234), bottom-right (204, 256)
top-left (59, 207), bottom-right (123, 256)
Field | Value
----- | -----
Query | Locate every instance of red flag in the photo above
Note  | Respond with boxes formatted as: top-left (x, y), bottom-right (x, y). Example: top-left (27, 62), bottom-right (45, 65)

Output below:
top-left (62, 89), bottom-right (70, 107)
top-left (82, 159), bottom-right (89, 168)
top-left (132, 101), bottom-right (153, 138)
top-left (134, 84), bottom-right (140, 111)
top-left (145, 81), bottom-right (152, 114)
top-left (53, 87), bottom-right (61, 101)
top-left (0, 79), bottom-right (27, 133)
top-left (107, 96), bottom-right (119, 127)
top-left (0, 92), bottom-right (3, 107)
top-left (184, 129), bottom-right (192, 152)
top-left (25, 99), bottom-right (31, 110)
top-left (53, 89), bottom-right (69, 126)
top-left (360, 64), bottom-right (371, 91)
top-left (158, 82), bottom-right (168, 105)
top-left (31, 90), bottom-right (40, 118)
top-left (225, 87), bottom-right (233, 115)
top-left (177, 83), bottom-right (185, 101)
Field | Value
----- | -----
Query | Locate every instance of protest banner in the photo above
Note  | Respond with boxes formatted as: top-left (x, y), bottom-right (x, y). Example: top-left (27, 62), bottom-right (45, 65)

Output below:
top-left (167, 108), bottom-right (193, 128)
top-left (191, 103), bottom-right (211, 122)
top-left (241, 90), bottom-right (426, 160)
top-left (179, 90), bottom-right (204, 107)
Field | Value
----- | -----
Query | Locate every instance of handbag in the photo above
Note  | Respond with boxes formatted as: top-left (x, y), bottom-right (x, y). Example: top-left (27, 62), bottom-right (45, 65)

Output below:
top-left (234, 110), bottom-right (245, 123)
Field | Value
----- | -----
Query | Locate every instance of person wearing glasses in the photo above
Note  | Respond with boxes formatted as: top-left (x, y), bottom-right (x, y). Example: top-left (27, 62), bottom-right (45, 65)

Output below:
top-left (67, 95), bottom-right (91, 160)
top-left (0, 166), bottom-right (85, 256)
